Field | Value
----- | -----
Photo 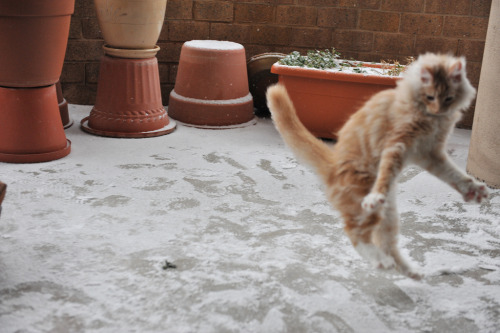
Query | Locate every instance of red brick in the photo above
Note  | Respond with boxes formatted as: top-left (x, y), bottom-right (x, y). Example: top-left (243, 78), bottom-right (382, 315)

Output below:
top-left (458, 40), bottom-right (485, 62)
top-left (373, 33), bottom-right (414, 55)
top-left (400, 14), bottom-right (443, 35)
top-left (318, 8), bottom-right (358, 28)
top-left (333, 30), bottom-right (374, 52)
top-left (465, 61), bottom-right (481, 86)
top-left (298, 0), bottom-right (339, 5)
top-left (162, 84), bottom-right (175, 105)
top-left (235, 3), bottom-right (275, 23)
top-left (290, 27), bottom-right (333, 48)
top-left (169, 21), bottom-right (210, 41)
top-left (167, 0), bottom-right (193, 19)
top-left (157, 42), bottom-right (183, 62)
top-left (276, 6), bottom-right (317, 26)
top-left (61, 63), bottom-right (85, 83)
top-left (210, 23), bottom-right (253, 44)
top-left (65, 40), bottom-right (104, 62)
top-left (443, 16), bottom-right (488, 39)
top-left (245, 44), bottom-right (277, 58)
top-left (193, 1), bottom-right (233, 22)
top-left (82, 18), bottom-right (102, 39)
top-left (158, 63), bottom-right (170, 84)
top-left (414, 36), bottom-right (458, 54)
top-left (159, 22), bottom-right (169, 42)
top-left (359, 10), bottom-right (400, 32)
top-left (169, 64), bottom-right (178, 83)
top-left (85, 63), bottom-right (101, 84)
top-left (338, 0), bottom-right (381, 9)
top-left (250, 25), bottom-right (292, 46)
top-left (380, 0), bottom-right (424, 12)
top-left (425, 0), bottom-right (471, 15)
top-left (471, 0), bottom-right (492, 17)
top-left (358, 52), bottom-right (410, 63)
top-left (61, 83), bottom-right (97, 105)
top-left (74, 0), bottom-right (96, 18)
top-left (69, 18), bottom-right (83, 39)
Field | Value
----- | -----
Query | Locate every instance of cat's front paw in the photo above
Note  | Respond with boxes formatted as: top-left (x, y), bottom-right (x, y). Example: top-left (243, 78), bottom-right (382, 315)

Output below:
top-left (458, 179), bottom-right (489, 203)
top-left (362, 192), bottom-right (386, 213)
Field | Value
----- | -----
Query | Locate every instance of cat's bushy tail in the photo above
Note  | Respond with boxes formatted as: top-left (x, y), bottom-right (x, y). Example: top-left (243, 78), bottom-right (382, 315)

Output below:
top-left (266, 84), bottom-right (336, 181)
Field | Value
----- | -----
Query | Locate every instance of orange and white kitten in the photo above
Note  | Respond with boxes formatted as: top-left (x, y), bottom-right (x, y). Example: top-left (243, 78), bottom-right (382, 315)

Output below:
top-left (266, 53), bottom-right (488, 279)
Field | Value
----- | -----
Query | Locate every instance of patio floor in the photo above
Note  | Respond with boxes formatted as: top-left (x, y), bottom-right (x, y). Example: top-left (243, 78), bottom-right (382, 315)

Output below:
top-left (1, 105), bottom-right (499, 332)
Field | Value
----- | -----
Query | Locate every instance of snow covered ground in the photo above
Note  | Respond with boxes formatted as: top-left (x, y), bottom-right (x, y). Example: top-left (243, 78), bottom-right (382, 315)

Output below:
top-left (1, 105), bottom-right (499, 332)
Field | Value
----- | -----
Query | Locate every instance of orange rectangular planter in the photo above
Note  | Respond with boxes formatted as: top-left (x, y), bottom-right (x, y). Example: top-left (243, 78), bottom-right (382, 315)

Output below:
top-left (270, 63), bottom-right (401, 139)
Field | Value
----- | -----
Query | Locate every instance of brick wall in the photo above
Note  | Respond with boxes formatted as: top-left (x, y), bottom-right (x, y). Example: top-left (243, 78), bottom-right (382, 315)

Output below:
top-left (62, 0), bottom-right (492, 128)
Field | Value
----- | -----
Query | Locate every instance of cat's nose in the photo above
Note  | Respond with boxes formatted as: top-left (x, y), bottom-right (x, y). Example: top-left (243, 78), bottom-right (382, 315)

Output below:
top-left (427, 102), bottom-right (440, 114)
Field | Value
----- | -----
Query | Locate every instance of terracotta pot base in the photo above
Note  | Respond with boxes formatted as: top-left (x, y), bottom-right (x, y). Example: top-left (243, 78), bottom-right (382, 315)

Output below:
top-left (82, 55), bottom-right (176, 138)
top-left (0, 140), bottom-right (71, 163)
top-left (168, 90), bottom-right (255, 127)
top-left (0, 85), bottom-right (71, 163)
top-left (81, 117), bottom-right (176, 138)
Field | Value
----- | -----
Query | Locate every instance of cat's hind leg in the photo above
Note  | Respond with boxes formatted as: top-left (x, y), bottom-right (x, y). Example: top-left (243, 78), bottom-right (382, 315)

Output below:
top-left (343, 212), bottom-right (396, 270)
top-left (373, 193), bottom-right (422, 280)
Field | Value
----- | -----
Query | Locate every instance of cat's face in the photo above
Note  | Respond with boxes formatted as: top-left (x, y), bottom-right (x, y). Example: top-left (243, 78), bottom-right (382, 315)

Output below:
top-left (419, 60), bottom-right (465, 116)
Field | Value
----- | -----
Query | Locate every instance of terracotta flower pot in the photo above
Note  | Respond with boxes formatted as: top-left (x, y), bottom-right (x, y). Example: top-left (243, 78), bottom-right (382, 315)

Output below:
top-left (81, 56), bottom-right (176, 138)
top-left (0, 0), bottom-right (74, 87)
top-left (271, 63), bottom-right (400, 139)
top-left (0, 86), bottom-right (71, 163)
top-left (247, 53), bottom-right (286, 117)
top-left (0, 0), bottom-right (74, 163)
top-left (168, 40), bottom-right (255, 128)
top-left (94, 0), bottom-right (167, 50)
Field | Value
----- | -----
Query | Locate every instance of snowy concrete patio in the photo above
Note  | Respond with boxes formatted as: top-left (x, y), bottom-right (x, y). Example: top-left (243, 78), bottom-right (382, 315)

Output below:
top-left (1, 105), bottom-right (499, 332)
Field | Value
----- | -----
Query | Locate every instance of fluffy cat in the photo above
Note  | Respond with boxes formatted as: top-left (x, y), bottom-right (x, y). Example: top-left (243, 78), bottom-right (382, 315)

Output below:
top-left (266, 53), bottom-right (488, 279)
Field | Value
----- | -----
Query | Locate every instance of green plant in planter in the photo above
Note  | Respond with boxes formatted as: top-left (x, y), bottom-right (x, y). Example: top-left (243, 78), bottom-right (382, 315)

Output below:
top-left (279, 48), bottom-right (411, 76)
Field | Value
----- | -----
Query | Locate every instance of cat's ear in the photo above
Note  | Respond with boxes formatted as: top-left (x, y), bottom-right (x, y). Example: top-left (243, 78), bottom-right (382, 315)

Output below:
top-left (420, 67), bottom-right (433, 86)
top-left (449, 59), bottom-right (464, 83)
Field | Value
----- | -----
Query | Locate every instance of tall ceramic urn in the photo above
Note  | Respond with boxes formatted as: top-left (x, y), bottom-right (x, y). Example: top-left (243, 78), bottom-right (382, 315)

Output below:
top-left (0, 0), bottom-right (74, 163)
top-left (81, 0), bottom-right (176, 138)
top-left (467, 0), bottom-right (500, 188)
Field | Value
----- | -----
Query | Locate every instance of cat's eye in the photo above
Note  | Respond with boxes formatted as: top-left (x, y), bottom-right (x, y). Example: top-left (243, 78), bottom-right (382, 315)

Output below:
top-left (444, 96), bottom-right (454, 103)
top-left (426, 95), bottom-right (435, 101)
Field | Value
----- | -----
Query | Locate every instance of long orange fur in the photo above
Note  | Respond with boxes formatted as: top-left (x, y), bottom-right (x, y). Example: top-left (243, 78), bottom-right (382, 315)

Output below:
top-left (266, 53), bottom-right (488, 279)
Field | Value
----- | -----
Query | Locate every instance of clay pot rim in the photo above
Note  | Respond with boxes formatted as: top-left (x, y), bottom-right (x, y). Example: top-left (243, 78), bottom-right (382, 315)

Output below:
top-left (271, 63), bottom-right (401, 86)
top-left (0, 0), bottom-right (75, 16)
top-left (0, 140), bottom-right (71, 164)
top-left (103, 45), bottom-right (160, 59)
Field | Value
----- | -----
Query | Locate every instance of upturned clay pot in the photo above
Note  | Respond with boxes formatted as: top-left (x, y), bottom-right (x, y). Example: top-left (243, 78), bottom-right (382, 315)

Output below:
top-left (94, 0), bottom-right (167, 50)
top-left (168, 40), bottom-right (255, 128)
top-left (0, 0), bottom-right (74, 87)
top-left (271, 63), bottom-right (400, 139)
top-left (0, 85), bottom-right (71, 163)
top-left (81, 56), bottom-right (176, 138)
